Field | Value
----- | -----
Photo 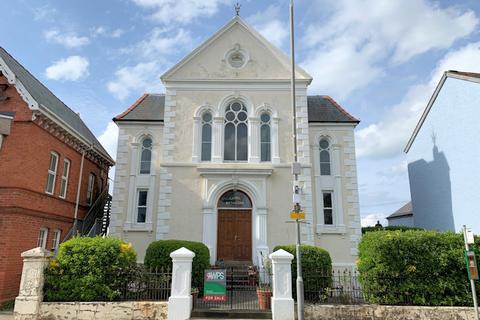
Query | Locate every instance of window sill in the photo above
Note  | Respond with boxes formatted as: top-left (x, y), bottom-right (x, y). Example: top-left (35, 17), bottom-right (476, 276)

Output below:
top-left (316, 224), bottom-right (346, 235)
top-left (123, 222), bottom-right (153, 232)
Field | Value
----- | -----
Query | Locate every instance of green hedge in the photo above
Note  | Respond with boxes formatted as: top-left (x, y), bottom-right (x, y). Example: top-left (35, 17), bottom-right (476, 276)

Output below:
top-left (358, 230), bottom-right (475, 306)
top-left (273, 244), bottom-right (332, 295)
top-left (145, 240), bottom-right (210, 289)
top-left (44, 236), bottom-right (137, 301)
top-left (362, 226), bottom-right (424, 234)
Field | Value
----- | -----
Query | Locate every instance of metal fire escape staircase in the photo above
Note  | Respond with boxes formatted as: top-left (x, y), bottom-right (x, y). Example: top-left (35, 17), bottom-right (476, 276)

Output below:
top-left (64, 187), bottom-right (112, 241)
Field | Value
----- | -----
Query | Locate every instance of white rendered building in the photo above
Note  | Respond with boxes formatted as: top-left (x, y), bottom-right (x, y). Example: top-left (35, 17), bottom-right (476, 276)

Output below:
top-left (110, 16), bottom-right (362, 269)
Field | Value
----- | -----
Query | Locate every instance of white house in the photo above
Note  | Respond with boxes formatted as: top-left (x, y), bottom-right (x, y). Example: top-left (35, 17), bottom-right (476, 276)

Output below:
top-left (405, 71), bottom-right (480, 232)
top-left (110, 16), bottom-right (362, 268)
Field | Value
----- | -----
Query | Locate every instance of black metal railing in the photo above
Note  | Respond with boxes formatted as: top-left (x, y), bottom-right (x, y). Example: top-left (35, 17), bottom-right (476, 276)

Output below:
top-left (301, 269), bottom-right (471, 306)
top-left (44, 266), bottom-right (171, 302)
top-left (81, 187), bottom-right (110, 235)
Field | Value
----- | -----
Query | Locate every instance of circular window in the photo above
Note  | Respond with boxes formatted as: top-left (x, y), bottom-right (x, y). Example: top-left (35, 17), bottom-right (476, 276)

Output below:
top-left (202, 112), bottom-right (212, 122)
top-left (320, 139), bottom-right (329, 149)
top-left (260, 113), bottom-right (270, 123)
top-left (228, 51), bottom-right (245, 68)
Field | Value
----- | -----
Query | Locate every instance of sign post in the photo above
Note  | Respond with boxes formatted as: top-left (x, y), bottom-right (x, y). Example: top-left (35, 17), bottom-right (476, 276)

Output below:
top-left (203, 269), bottom-right (227, 302)
top-left (463, 225), bottom-right (479, 320)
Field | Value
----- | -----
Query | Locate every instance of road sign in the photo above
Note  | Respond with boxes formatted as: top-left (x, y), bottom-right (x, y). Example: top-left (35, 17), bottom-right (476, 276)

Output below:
top-left (466, 228), bottom-right (475, 244)
top-left (290, 211), bottom-right (305, 220)
top-left (465, 250), bottom-right (479, 280)
top-left (204, 269), bottom-right (227, 301)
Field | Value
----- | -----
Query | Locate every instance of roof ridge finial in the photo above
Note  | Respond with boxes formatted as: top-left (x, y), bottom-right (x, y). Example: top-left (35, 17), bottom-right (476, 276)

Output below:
top-left (234, 2), bottom-right (241, 16)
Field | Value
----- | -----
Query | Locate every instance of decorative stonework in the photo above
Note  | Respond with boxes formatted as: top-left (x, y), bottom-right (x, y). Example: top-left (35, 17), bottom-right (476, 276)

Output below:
top-left (156, 90), bottom-right (176, 240)
top-left (295, 93), bottom-right (314, 245)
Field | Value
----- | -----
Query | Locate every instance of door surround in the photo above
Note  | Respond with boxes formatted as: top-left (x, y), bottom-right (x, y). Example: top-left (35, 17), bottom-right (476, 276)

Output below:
top-left (217, 190), bottom-right (253, 262)
top-left (200, 174), bottom-right (270, 266)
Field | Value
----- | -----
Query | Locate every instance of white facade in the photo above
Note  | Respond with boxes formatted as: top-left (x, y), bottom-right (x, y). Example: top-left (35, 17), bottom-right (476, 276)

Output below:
top-left (110, 17), bottom-right (361, 268)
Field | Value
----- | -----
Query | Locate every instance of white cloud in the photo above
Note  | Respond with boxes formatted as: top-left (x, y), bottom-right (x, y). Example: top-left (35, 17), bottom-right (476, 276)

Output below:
top-left (248, 5), bottom-right (288, 48)
top-left (301, 0), bottom-right (478, 98)
top-left (32, 5), bottom-right (57, 21)
top-left (131, 0), bottom-right (229, 25)
top-left (138, 27), bottom-right (193, 59)
top-left (98, 122), bottom-right (119, 161)
top-left (45, 56), bottom-right (90, 81)
top-left (107, 62), bottom-right (163, 100)
top-left (356, 42), bottom-right (480, 159)
top-left (361, 213), bottom-right (387, 227)
top-left (91, 26), bottom-right (124, 38)
top-left (44, 30), bottom-right (90, 48)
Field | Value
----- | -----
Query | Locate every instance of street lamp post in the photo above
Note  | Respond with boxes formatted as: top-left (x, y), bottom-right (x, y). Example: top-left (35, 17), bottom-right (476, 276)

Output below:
top-left (290, 1), bottom-right (305, 319)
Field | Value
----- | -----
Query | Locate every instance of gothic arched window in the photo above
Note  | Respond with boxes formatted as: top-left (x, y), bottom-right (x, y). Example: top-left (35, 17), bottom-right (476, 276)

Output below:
top-left (319, 138), bottom-right (331, 176)
top-left (260, 113), bottom-right (271, 162)
top-left (224, 101), bottom-right (248, 161)
top-left (140, 137), bottom-right (152, 174)
top-left (201, 112), bottom-right (212, 161)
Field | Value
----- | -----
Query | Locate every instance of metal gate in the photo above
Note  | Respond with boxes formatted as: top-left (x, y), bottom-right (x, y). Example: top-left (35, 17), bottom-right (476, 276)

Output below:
top-left (193, 265), bottom-right (272, 313)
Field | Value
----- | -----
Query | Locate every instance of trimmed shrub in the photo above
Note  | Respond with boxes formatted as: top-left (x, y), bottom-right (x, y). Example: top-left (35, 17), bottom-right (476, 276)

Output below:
top-left (273, 244), bottom-right (332, 296)
top-left (144, 240), bottom-right (210, 289)
top-left (44, 236), bottom-right (137, 301)
top-left (357, 230), bottom-right (474, 306)
top-left (362, 226), bottom-right (424, 234)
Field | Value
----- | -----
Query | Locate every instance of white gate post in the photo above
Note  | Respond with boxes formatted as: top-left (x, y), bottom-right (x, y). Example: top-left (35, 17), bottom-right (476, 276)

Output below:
top-left (168, 247), bottom-right (195, 320)
top-left (14, 247), bottom-right (53, 320)
top-left (269, 249), bottom-right (295, 320)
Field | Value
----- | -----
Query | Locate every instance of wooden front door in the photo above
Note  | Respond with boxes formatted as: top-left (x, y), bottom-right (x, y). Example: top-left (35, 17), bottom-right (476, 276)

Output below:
top-left (217, 209), bottom-right (252, 261)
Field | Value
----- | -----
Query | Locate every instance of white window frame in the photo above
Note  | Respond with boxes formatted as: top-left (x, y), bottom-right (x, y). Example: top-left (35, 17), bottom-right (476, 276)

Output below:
top-left (139, 137), bottom-right (153, 174)
top-left (322, 191), bottom-right (334, 225)
top-left (319, 138), bottom-right (331, 176)
top-left (45, 152), bottom-right (59, 195)
top-left (86, 173), bottom-right (95, 205)
top-left (201, 112), bottom-right (213, 161)
top-left (37, 228), bottom-right (48, 249)
top-left (59, 159), bottom-right (70, 199)
top-left (260, 112), bottom-right (272, 162)
top-left (136, 189), bottom-right (148, 224)
top-left (51, 229), bottom-right (61, 251)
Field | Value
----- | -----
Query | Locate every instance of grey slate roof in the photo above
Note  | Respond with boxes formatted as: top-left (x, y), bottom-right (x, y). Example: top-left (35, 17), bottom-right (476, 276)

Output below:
top-left (387, 202), bottom-right (413, 219)
top-left (307, 96), bottom-right (359, 123)
top-left (0, 47), bottom-right (113, 162)
top-left (115, 94), bottom-right (359, 124)
top-left (114, 94), bottom-right (165, 122)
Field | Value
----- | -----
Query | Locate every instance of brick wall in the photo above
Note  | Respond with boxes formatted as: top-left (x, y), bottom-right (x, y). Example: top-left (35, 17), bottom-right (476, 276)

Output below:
top-left (0, 74), bottom-right (110, 304)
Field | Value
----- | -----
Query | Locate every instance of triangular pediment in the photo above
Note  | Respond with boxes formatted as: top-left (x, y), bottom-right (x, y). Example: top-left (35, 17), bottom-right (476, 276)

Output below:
top-left (161, 16), bottom-right (312, 83)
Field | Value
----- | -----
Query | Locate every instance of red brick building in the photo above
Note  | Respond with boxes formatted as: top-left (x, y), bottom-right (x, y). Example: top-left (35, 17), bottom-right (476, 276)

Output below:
top-left (0, 47), bottom-right (115, 304)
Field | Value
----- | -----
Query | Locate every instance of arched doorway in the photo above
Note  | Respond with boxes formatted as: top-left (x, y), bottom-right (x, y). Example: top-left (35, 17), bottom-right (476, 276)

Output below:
top-left (217, 190), bottom-right (252, 262)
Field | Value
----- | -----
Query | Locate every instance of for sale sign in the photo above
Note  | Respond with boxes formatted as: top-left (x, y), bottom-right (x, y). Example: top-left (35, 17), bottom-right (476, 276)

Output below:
top-left (204, 269), bottom-right (227, 301)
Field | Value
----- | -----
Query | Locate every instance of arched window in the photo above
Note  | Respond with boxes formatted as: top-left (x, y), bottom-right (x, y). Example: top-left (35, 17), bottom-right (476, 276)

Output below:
top-left (319, 138), bottom-right (331, 175)
top-left (260, 113), bottom-right (271, 162)
top-left (201, 112), bottom-right (212, 161)
top-left (224, 101), bottom-right (248, 161)
top-left (140, 137), bottom-right (152, 174)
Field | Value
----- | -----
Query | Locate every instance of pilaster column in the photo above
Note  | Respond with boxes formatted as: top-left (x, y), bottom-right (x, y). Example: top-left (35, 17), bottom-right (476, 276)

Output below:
top-left (168, 247), bottom-right (195, 320)
top-left (14, 247), bottom-right (53, 320)
top-left (192, 116), bottom-right (201, 163)
top-left (202, 207), bottom-right (216, 264)
top-left (271, 117), bottom-right (280, 164)
top-left (212, 117), bottom-right (223, 163)
top-left (269, 249), bottom-right (294, 320)
top-left (249, 117), bottom-right (260, 163)
top-left (333, 144), bottom-right (344, 226)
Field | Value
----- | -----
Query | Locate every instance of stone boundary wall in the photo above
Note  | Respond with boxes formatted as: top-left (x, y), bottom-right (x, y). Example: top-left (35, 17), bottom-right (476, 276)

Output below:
top-left (305, 304), bottom-right (477, 320)
top-left (39, 301), bottom-right (168, 320)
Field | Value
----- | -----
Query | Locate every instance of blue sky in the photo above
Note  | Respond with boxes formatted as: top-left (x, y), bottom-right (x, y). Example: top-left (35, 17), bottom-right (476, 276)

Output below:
top-left (2, 0), bottom-right (480, 225)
